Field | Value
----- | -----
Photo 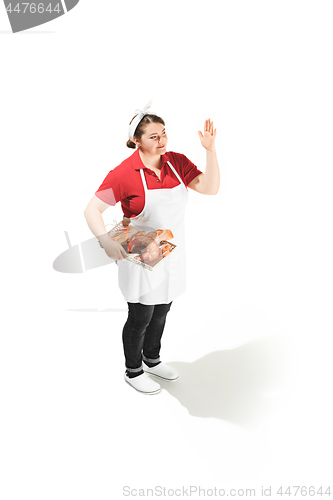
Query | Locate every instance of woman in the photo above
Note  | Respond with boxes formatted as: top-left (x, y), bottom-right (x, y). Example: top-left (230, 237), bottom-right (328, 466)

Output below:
top-left (84, 100), bottom-right (219, 395)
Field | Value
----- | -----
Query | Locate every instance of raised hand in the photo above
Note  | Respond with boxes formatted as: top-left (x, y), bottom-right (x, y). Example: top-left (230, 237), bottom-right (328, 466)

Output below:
top-left (198, 119), bottom-right (217, 152)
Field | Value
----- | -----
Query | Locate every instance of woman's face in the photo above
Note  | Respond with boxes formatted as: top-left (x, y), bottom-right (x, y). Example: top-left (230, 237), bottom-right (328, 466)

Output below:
top-left (134, 122), bottom-right (168, 155)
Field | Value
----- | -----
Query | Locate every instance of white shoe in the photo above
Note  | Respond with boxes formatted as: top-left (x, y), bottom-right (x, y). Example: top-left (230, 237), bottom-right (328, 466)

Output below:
top-left (143, 361), bottom-right (179, 381)
top-left (123, 372), bottom-right (161, 395)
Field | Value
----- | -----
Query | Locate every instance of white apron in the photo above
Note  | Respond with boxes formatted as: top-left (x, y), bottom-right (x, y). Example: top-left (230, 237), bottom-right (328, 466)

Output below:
top-left (116, 161), bottom-right (188, 305)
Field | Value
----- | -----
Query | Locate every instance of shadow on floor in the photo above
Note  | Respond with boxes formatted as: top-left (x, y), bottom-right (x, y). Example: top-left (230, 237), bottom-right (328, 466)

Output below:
top-left (152, 335), bottom-right (295, 429)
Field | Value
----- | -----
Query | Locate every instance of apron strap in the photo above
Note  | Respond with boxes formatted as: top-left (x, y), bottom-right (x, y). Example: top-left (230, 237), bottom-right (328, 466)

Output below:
top-left (139, 169), bottom-right (148, 192)
top-left (167, 161), bottom-right (185, 187)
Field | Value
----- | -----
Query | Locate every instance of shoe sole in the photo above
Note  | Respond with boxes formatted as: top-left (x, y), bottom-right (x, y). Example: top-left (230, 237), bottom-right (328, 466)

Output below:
top-left (124, 376), bottom-right (161, 395)
top-left (143, 369), bottom-right (179, 382)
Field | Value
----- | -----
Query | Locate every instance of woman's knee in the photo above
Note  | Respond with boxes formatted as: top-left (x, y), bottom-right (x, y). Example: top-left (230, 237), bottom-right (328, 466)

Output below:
top-left (127, 302), bottom-right (154, 329)
top-left (152, 301), bottom-right (172, 320)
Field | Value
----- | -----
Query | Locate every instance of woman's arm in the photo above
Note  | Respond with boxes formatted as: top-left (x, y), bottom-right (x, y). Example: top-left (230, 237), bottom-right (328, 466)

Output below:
top-left (188, 119), bottom-right (220, 195)
top-left (84, 195), bottom-right (111, 237)
top-left (84, 195), bottom-right (127, 260)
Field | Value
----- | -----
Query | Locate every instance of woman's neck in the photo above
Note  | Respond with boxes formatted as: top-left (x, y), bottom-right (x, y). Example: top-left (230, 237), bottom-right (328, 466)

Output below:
top-left (138, 149), bottom-right (162, 170)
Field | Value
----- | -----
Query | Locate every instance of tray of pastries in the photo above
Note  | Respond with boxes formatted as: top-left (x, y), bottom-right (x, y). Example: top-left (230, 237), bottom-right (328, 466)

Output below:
top-left (99, 218), bottom-right (176, 271)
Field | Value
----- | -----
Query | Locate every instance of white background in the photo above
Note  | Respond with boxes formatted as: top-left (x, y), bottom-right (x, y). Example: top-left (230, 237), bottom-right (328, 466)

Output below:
top-left (1, 1), bottom-right (333, 498)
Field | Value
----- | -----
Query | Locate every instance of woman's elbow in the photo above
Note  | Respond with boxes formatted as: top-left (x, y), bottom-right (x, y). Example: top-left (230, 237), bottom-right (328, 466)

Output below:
top-left (205, 185), bottom-right (219, 195)
top-left (84, 204), bottom-right (93, 220)
top-left (212, 182), bottom-right (220, 195)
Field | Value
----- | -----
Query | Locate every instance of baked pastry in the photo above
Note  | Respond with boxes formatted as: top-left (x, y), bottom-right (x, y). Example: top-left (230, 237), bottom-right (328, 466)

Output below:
top-left (141, 240), bottom-right (161, 263)
top-left (128, 231), bottom-right (155, 253)
top-left (127, 231), bottom-right (161, 263)
top-left (159, 242), bottom-right (173, 258)
top-left (155, 229), bottom-right (174, 242)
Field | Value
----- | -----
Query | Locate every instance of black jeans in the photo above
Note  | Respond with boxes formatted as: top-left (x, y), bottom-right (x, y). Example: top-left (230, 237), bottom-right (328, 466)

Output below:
top-left (122, 301), bottom-right (172, 378)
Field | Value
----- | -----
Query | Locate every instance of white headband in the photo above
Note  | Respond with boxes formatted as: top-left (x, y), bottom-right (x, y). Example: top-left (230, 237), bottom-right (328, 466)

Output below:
top-left (128, 99), bottom-right (155, 141)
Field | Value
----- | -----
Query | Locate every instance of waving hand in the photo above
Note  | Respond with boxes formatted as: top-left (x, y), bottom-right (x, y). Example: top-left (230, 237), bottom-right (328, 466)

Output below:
top-left (198, 119), bottom-right (217, 152)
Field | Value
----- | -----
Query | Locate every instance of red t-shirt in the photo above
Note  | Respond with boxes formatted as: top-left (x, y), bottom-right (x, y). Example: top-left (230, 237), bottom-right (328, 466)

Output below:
top-left (95, 149), bottom-right (202, 218)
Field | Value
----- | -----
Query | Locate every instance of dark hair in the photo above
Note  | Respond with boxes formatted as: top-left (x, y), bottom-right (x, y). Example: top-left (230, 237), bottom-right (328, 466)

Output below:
top-left (126, 114), bottom-right (165, 149)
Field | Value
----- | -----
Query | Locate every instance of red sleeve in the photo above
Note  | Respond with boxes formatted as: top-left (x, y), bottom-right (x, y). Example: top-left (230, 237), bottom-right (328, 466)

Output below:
top-left (95, 169), bottom-right (122, 206)
top-left (168, 152), bottom-right (203, 187)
